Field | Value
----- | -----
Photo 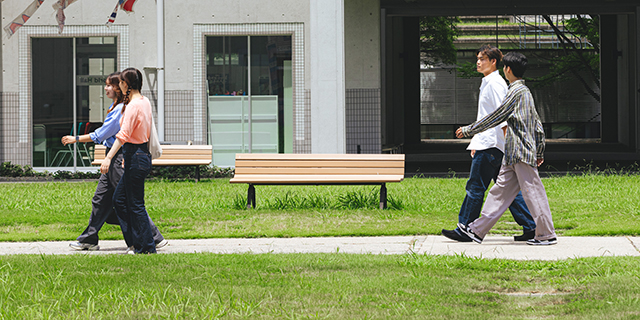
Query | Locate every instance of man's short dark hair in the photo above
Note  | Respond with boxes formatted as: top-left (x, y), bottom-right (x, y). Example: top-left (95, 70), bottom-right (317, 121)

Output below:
top-left (475, 45), bottom-right (503, 66)
top-left (503, 52), bottom-right (528, 78)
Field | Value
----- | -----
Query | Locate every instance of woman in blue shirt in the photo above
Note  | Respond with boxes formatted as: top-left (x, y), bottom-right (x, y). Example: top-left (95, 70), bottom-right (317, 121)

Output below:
top-left (63, 72), bottom-right (167, 251)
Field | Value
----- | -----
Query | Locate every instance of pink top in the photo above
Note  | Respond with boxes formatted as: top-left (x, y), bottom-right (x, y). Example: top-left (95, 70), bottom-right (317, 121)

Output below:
top-left (116, 96), bottom-right (151, 144)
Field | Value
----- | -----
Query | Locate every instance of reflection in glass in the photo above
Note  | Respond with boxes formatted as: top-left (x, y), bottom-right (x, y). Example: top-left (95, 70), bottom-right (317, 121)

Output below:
top-left (206, 36), bottom-right (292, 167)
top-left (32, 37), bottom-right (117, 167)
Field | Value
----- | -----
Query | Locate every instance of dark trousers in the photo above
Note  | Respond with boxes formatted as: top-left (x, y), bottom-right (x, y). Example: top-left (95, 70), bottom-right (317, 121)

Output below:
top-left (457, 148), bottom-right (536, 232)
top-left (76, 150), bottom-right (164, 245)
top-left (113, 143), bottom-right (156, 254)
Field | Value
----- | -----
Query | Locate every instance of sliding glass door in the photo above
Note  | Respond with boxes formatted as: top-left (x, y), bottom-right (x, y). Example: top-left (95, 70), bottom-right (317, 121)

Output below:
top-left (32, 37), bottom-right (117, 167)
top-left (206, 35), bottom-right (292, 167)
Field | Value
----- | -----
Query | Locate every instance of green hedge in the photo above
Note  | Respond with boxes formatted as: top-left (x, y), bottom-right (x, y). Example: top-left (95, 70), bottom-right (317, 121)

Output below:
top-left (0, 161), bottom-right (234, 180)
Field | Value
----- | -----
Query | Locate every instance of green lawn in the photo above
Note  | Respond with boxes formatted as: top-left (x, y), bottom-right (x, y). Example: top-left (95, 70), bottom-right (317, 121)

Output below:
top-left (1, 176), bottom-right (639, 319)
top-left (1, 253), bottom-right (638, 319)
top-left (0, 174), bottom-right (638, 242)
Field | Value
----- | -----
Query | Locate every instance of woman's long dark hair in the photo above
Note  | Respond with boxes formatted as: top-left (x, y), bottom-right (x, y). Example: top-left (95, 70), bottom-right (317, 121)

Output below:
top-left (106, 72), bottom-right (124, 112)
top-left (120, 67), bottom-right (144, 113)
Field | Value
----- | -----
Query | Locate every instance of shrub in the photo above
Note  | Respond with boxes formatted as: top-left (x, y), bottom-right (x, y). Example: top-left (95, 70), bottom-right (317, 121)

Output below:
top-left (0, 162), bottom-right (46, 178)
top-left (0, 161), bottom-right (233, 181)
top-left (148, 165), bottom-right (234, 180)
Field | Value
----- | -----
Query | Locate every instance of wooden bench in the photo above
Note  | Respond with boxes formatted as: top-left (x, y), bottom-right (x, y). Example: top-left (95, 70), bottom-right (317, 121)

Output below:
top-left (229, 153), bottom-right (405, 209)
top-left (92, 144), bottom-right (213, 182)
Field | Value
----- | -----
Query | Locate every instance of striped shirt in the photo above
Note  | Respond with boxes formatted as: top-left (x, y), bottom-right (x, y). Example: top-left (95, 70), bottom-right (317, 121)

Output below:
top-left (460, 80), bottom-right (545, 167)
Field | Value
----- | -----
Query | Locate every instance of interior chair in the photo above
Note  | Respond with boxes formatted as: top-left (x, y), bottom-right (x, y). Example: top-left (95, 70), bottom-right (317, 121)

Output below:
top-left (33, 124), bottom-right (48, 166)
top-left (51, 122), bottom-right (92, 166)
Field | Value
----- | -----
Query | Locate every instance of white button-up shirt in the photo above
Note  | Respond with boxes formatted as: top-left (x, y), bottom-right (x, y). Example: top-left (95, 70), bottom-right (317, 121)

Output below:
top-left (467, 70), bottom-right (508, 153)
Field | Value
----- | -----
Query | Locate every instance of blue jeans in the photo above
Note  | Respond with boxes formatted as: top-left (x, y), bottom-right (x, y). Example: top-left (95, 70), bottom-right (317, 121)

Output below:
top-left (457, 148), bottom-right (536, 232)
top-left (77, 149), bottom-right (165, 246)
top-left (113, 143), bottom-right (156, 254)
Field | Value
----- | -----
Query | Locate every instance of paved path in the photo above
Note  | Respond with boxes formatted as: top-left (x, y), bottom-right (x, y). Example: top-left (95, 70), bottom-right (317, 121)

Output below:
top-left (2, 236), bottom-right (639, 260)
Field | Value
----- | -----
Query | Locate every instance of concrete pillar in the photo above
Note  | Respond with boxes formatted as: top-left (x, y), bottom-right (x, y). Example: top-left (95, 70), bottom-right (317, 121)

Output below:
top-left (635, 7), bottom-right (640, 151)
top-left (383, 16), bottom-right (420, 147)
top-left (402, 17), bottom-right (421, 146)
top-left (310, 0), bottom-right (346, 153)
top-left (600, 15), bottom-right (618, 143)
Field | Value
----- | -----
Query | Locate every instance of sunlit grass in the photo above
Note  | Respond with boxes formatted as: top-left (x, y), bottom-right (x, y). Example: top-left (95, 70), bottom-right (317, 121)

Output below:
top-left (0, 253), bottom-right (638, 319)
top-left (0, 174), bottom-right (638, 241)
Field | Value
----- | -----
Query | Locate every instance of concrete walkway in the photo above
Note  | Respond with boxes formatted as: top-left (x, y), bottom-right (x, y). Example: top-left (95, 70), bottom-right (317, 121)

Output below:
top-left (1, 236), bottom-right (639, 260)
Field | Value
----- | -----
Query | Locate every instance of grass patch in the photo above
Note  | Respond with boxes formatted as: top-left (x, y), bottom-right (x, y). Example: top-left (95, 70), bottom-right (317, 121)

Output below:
top-left (0, 253), bottom-right (638, 319)
top-left (0, 174), bottom-right (639, 241)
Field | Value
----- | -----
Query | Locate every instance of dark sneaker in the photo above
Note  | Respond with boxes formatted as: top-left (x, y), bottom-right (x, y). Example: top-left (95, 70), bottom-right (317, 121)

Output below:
top-left (514, 230), bottom-right (535, 241)
top-left (441, 229), bottom-right (472, 242)
top-left (457, 223), bottom-right (483, 244)
top-left (69, 242), bottom-right (99, 251)
top-left (155, 239), bottom-right (169, 249)
top-left (526, 238), bottom-right (557, 246)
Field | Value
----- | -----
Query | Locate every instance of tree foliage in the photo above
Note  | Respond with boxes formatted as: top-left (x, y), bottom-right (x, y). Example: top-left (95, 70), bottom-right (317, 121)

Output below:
top-left (419, 16), bottom-right (460, 67)
top-left (535, 15), bottom-right (600, 102)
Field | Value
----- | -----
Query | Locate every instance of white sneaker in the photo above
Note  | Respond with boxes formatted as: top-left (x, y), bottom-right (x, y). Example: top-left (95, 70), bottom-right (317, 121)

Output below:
top-left (156, 239), bottom-right (169, 249)
top-left (69, 242), bottom-right (99, 251)
top-left (125, 246), bottom-right (135, 255)
top-left (527, 238), bottom-right (557, 246)
top-left (457, 223), bottom-right (484, 244)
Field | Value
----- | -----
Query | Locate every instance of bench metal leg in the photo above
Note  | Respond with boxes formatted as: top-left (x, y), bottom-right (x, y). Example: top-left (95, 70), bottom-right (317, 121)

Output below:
top-left (379, 183), bottom-right (387, 209)
top-left (195, 166), bottom-right (200, 182)
top-left (247, 184), bottom-right (256, 209)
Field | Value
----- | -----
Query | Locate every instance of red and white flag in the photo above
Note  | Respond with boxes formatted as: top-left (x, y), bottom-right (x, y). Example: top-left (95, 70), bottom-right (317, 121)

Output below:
top-left (106, 3), bottom-right (120, 27)
top-left (106, 0), bottom-right (138, 27)
top-left (121, 0), bottom-right (138, 13)
top-left (52, 0), bottom-right (79, 34)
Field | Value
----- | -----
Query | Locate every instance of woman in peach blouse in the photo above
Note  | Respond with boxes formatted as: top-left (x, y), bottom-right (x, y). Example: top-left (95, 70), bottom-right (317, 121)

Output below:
top-left (101, 67), bottom-right (157, 254)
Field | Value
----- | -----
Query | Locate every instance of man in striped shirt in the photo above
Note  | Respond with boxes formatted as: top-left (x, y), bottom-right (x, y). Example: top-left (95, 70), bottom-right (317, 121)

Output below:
top-left (441, 45), bottom-right (536, 243)
top-left (455, 52), bottom-right (558, 246)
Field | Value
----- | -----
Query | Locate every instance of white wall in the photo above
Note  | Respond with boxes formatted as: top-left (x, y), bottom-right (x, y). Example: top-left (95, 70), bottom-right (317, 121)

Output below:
top-left (310, 0), bottom-right (346, 153)
top-left (1, 0), bottom-right (310, 92)
top-left (1, 0), bottom-right (157, 92)
top-left (1, 0), bottom-right (368, 156)
top-left (344, 0), bottom-right (380, 89)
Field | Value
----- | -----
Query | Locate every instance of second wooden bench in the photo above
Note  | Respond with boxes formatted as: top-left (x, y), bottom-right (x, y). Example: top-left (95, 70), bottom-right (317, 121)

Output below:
top-left (92, 144), bottom-right (213, 182)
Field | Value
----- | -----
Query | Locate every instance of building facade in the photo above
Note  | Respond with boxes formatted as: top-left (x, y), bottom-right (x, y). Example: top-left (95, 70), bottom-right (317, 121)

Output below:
top-left (1, 0), bottom-right (639, 173)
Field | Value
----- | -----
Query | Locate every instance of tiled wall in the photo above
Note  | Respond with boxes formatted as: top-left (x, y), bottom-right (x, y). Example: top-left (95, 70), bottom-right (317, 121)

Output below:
top-left (165, 90), bottom-right (195, 142)
top-left (143, 89), bottom-right (196, 143)
top-left (1, 92), bottom-right (24, 164)
top-left (293, 89), bottom-right (312, 153)
top-left (346, 88), bottom-right (381, 154)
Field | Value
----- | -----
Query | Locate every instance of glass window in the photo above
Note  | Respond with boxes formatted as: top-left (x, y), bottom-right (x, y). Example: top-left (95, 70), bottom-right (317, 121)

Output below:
top-left (206, 35), bottom-right (292, 167)
top-left (419, 14), bottom-right (601, 141)
top-left (32, 37), bottom-right (117, 167)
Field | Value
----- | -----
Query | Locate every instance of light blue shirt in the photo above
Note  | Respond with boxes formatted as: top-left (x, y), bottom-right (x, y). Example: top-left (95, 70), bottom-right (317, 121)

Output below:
top-left (89, 103), bottom-right (123, 148)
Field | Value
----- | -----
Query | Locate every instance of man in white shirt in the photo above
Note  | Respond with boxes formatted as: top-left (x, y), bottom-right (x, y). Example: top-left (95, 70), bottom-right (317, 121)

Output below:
top-left (442, 45), bottom-right (536, 242)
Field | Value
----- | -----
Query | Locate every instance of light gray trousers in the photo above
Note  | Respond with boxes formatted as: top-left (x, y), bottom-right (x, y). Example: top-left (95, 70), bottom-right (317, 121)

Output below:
top-left (469, 162), bottom-right (557, 241)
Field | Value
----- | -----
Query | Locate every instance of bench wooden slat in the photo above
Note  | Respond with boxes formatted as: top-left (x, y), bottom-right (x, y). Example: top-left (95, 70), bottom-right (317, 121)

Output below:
top-left (160, 151), bottom-right (213, 155)
top-left (152, 160), bottom-right (213, 166)
top-left (235, 160), bottom-right (404, 168)
top-left (229, 174), bottom-right (404, 184)
top-left (235, 153), bottom-right (405, 161)
top-left (92, 144), bottom-right (212, 166)
top-left (152, 155), bottom-right (213, 160)
top-left (235, 167), bottom-right (405, 175)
